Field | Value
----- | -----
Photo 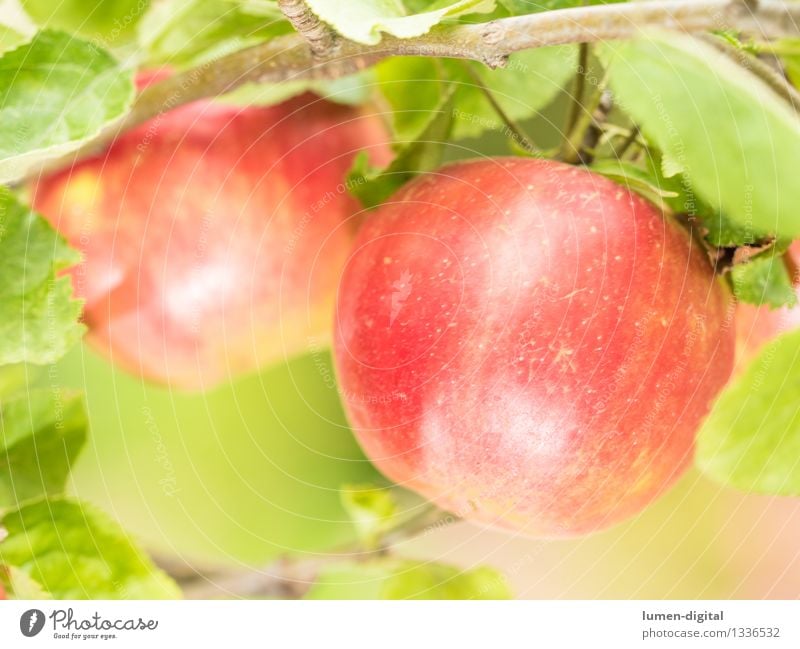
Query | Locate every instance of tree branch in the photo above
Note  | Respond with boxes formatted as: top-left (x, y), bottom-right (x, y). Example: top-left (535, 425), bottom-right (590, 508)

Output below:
top-left (277, 0), bottom-right (339, 58)
top-left (32, 0), bottom-right (800, 179)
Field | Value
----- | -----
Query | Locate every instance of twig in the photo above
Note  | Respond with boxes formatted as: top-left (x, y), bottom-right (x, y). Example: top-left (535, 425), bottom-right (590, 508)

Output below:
top-left (563, 43), bottom-right (590, 138)
top-left (28, 0), bottom-right (800, 180)
top-left (277, 0), bottom-right (339, 58)
top-left (156, 507), bottom-right (460, 600)
top-left (614, 124), bottom-right (641, 159)
top-left (560, 71), bottom-right (609, 164)
top-left (576, 89), bottom-right (613, 165)
top-left (457, 61), bottom-right (539, 153)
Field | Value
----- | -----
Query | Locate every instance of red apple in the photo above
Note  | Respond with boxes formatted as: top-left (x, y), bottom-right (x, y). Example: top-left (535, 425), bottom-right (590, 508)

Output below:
top-left (333, 158), bottom-right (735, 537)
top-left (32, 92), bottom-right (390, 390)
top-left (735, 242), bottom-right (800, 364)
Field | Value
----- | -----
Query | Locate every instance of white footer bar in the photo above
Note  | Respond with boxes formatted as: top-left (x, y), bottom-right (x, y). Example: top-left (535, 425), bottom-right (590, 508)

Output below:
top-left (1, 600), bottom-right (798, 648)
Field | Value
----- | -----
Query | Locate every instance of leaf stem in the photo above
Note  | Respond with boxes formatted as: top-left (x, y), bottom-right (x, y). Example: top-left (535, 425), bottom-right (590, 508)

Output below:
top-left (563, 42), bottom-right (590, 138)
top-left (457, 61), bottom-right (539, 154)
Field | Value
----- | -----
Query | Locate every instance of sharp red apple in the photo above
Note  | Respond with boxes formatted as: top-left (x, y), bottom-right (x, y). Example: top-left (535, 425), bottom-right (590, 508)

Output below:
top-left (32, 91), bottom-right (390, 390)
top-left (333, 158), bottom-right (735, 536)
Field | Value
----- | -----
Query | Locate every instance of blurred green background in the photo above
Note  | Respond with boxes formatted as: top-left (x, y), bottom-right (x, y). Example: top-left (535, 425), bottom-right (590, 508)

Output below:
top-left (56, 344), bottom-right (380, 567)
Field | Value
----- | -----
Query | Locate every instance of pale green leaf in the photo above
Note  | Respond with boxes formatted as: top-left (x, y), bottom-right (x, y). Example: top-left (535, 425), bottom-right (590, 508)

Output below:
top-left (139, 0), bottom-right (291, 67)
top-left (340, 484), bottom-right (397, 547)
top-left (305, 0), bottom-right (496, 45)
top-left (0, 497), bottom-right (180, 599)
top-left (1, 565), bottom-right (52, 598)
top-left (589, 158), bottom-right (680, 212)
top-left (697, 328), bottom-right (800, 495)
top-left (21, 0), bottom-right (150, 45)
top-left (375, 56), bottom-right (450, 141)
top-left (603, 32), bottom-right (800, 239)
top-left (499, 0), bottom-right (627, 13)
top-left (218, 71), bottom-right (375, 107)
top-left (0, 23), bottom-right (25, 54)
top-left (306, 559), bottom-right (511, 599)
top-left (0, 30), bottom-right (134, 183)
top-left (0, 189), bottom-right (84, 365)
top-left (0, 389), bottom-right (87, 508)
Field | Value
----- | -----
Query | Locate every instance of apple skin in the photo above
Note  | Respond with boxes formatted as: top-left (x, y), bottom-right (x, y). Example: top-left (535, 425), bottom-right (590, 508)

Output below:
top-left (32, 93), bottom-right (390, 390)
top-left (735, 242), bottom-right (800, 363)
top-left (334, 158), bottom-right (735, 537)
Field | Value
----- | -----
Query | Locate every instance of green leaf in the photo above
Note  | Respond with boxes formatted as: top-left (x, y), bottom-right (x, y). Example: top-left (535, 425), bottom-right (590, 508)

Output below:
top-left (603, 32), bottom-right (800, 239)
top-left (701, 210), bottom-right (758, 248)
top-left (218, 71), bottom-right (375, 107)
top-left (340, 483), bottom-right (401, 548)
top-left (348, 85), bottom-right (456, 208)
top-left (0, 30), bottom-right (134, 183)
top-left (449, 46), bottom-right (577, 140)
top-left (0, 189), bottom-right (84, 365)
top-left (0, 389), bottom-right (87, 508)
top-left (759, 39), bottom-right (800, 88)
top-left (0, 364), bottom-right (41, 399)
top-left (139, 0), bottom-right (292, 67)
top-left (499, 0), bottom-right (627, 14)
top-left (1, 565), bottom-right (51, 599)
top-left (306, 559), bottom-right (512, 599)
top-left (375, 57), bottom-right (451, 141)
top-left (305, 0), bottom-right (495, 45)
top-left (0, 23), bottom-right (25, 54)
top-left (21, 0), bottom-right (150, 45)
top-left (589, 158), bottom-right (680, 212)
top-left (697, 328), bottom-right (800, 495)
top-left (0, 497), bottom-right (180, 599)
top-left (731, 251), bottom-right (798, 309)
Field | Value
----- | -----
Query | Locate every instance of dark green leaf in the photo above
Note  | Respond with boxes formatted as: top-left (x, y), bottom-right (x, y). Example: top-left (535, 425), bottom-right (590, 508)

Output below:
top-left (0, 497), bottom-right (180, 599)
top-left (731, 251), bottom-right (798, 309)
top-left (0, 189), bottom-right (84, 365)
top-left (0, 389), bottom-right (87, 508)
top-left (347, 86), bottom-right (456, 208)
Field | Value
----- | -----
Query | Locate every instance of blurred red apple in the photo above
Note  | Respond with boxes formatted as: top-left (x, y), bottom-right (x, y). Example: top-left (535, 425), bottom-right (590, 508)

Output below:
top-left (735, 242), bottom-right (800, 364)
top-left (32, 91), bottom-right (390, 390)
top-left (334, 158), bottom-right (735, 537)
